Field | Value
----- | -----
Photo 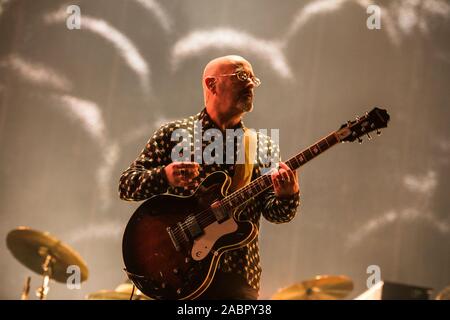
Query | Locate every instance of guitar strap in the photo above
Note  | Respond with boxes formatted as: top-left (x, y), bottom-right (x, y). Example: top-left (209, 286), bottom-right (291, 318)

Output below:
top-left (229, 128), bottom-right (257, 193)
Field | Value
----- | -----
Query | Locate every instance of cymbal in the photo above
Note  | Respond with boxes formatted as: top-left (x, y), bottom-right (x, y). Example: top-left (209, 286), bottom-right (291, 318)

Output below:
top-left (87, 290), bottom-right (135, 300)
top-left (271, 275), bottom-right (354, 300)
top-left (436, 285), bottom-right (450, 300)
top-left (87, 290), bottom-right (143, 300)
top-left (6, 226), bottom-right (88, 283)
top-left (115, 283), bottom-right (137, 293)
top-left (87, 284), bottom-right (151, 300)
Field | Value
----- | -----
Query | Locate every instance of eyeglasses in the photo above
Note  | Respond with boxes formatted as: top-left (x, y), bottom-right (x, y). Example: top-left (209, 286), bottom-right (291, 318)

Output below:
top-left (216, 70), bottom-right (261, 87)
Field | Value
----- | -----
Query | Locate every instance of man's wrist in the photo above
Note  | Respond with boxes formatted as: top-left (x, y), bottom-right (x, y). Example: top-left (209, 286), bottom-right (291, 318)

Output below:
top-left (276, 191), bottom-right (300, 201)
top-left (160, 165), bottom-right (168, 182)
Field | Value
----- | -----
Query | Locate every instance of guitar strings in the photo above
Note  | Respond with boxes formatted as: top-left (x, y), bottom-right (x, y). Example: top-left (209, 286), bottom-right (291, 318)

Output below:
top-left (170, 175), bottom-right (274, 242)
top-left (169, 156), bottom-right (304, 241)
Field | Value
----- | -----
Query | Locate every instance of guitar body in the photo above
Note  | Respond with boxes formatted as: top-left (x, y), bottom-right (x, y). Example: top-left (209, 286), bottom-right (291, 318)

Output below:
top-left (122, 171), bottom-right (258, 300)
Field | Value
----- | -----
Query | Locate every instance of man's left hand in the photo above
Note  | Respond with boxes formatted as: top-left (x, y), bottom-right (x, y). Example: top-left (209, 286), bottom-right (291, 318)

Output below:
top-left (271, 162), bottom-right (300, 198)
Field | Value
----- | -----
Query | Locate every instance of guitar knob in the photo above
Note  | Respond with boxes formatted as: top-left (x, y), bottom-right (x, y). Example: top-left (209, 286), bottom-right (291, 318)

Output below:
top-left (173, 268), bottom-right (179, 275)
top-left (376, 130), bottom-right (382, 136)
top-left (358, 137), bottom-right (363, 144)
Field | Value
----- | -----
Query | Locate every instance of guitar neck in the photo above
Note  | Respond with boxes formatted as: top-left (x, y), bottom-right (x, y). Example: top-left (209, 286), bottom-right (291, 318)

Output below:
top-left (220, 131), bottom-right (342, 210)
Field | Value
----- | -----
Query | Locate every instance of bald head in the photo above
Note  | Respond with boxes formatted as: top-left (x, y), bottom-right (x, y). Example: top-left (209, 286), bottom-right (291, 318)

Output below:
top-left (202, 55), bottom-right (249, 79)
top-left (202, 55), bottom-right (252, 105)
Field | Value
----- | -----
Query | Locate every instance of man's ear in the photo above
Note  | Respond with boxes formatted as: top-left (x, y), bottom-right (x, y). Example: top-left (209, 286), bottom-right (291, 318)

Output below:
top-left (205, 77), bottom-right (216, 94)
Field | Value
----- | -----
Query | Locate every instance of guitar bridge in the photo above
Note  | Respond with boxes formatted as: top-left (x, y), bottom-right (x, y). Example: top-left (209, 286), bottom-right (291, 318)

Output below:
top-left (166, 227), bottom-right (181, 251)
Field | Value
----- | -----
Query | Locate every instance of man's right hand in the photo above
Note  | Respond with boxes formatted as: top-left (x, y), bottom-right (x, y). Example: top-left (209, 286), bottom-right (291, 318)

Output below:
top-left (164, 162), bottom-right (200, 187)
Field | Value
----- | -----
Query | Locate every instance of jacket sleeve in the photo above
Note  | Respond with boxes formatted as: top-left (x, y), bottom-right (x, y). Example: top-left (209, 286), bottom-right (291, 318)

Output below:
top-left (118, 124), bottom-right (171, 201)
top-left (255, 133), bottom-right (300, 224)
top-left (260, 190), bottom-right (300, 224)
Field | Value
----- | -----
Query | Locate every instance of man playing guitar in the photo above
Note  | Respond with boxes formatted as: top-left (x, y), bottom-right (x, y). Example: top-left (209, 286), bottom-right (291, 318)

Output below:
top-left (119, 55), bottom-right (300, 299)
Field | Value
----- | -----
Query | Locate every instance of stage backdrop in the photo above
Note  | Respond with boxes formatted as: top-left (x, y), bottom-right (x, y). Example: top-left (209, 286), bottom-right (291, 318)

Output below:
top-left (0, 0), bottom-right (449, 299)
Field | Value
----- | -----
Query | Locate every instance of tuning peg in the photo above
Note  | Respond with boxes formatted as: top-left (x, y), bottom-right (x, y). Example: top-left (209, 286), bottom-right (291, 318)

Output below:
top-left (376, 130), bottom-right (382, 136)
top-left (366, 133), bottom-right (372, 140)
top-left (358, 137), bottom-right (363, 144)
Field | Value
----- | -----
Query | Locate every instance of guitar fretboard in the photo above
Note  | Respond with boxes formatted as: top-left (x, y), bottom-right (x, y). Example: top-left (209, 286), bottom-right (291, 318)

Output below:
top-left (219, 131), bottom-right (341, 210)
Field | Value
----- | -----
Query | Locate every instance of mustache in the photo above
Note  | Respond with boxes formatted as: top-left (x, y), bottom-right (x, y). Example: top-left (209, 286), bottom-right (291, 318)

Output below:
top-left (240, 89), bottom-right (253, 97)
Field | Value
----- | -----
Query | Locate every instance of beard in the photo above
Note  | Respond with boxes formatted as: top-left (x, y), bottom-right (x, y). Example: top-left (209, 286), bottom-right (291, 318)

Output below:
top-left (237, 95), bottom-right (253, 113)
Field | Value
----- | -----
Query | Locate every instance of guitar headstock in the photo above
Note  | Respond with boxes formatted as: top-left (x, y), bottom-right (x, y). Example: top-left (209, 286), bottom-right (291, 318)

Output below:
top-left (337, 107), bottom-right (390, 143)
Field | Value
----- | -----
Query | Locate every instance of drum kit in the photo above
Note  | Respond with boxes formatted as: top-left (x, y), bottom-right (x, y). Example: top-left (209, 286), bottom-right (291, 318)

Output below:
top-left (5, 226), bottom-right (150, 300)
top-left (8, 225), bottom-right (446, 300)
top-left (6, 226), bottom-right (89, 300)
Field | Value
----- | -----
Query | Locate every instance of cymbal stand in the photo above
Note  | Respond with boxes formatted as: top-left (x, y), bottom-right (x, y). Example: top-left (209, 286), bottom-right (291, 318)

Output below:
top-left (36, 254), bottom-right (53, 300)
top-left (21, 276), bottom-right (31, 300)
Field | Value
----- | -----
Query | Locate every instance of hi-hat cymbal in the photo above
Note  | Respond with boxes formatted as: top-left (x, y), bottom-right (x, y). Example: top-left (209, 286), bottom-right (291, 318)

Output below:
top-left (271, 275), bottom-right (354, 300)
top-left (6, 226), bottom-right (88, 283)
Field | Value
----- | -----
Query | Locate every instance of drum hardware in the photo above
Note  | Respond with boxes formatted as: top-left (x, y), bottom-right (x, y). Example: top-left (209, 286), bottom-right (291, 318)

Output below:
top-left (6, 226), bottom-right (89, 300)
top-left (21, 276), bottom-right (31, 300)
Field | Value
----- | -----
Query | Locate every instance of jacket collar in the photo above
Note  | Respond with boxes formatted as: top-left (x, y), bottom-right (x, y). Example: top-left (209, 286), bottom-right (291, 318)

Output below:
top-left (197, 107), bottom-right (245, 132)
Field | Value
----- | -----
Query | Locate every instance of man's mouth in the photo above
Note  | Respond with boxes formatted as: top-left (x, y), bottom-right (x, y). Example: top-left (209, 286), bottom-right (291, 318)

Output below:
top-left (241, 91), bottom-right (253, 99)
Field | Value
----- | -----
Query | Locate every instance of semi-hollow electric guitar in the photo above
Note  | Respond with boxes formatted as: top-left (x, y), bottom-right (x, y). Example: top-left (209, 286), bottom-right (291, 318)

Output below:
top-left (122, 107), bottom-right (390, 300)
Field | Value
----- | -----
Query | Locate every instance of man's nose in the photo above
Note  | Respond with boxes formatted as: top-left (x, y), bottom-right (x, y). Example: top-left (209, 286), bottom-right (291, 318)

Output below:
top-left (245, 80), bottom-right (255, 89)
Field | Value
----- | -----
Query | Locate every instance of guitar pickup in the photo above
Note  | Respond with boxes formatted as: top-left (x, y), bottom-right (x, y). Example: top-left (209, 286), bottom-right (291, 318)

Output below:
top-left (185, 215), bottom-right (203, 239)
top-left (211, 201), bottom-right (229, 223)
